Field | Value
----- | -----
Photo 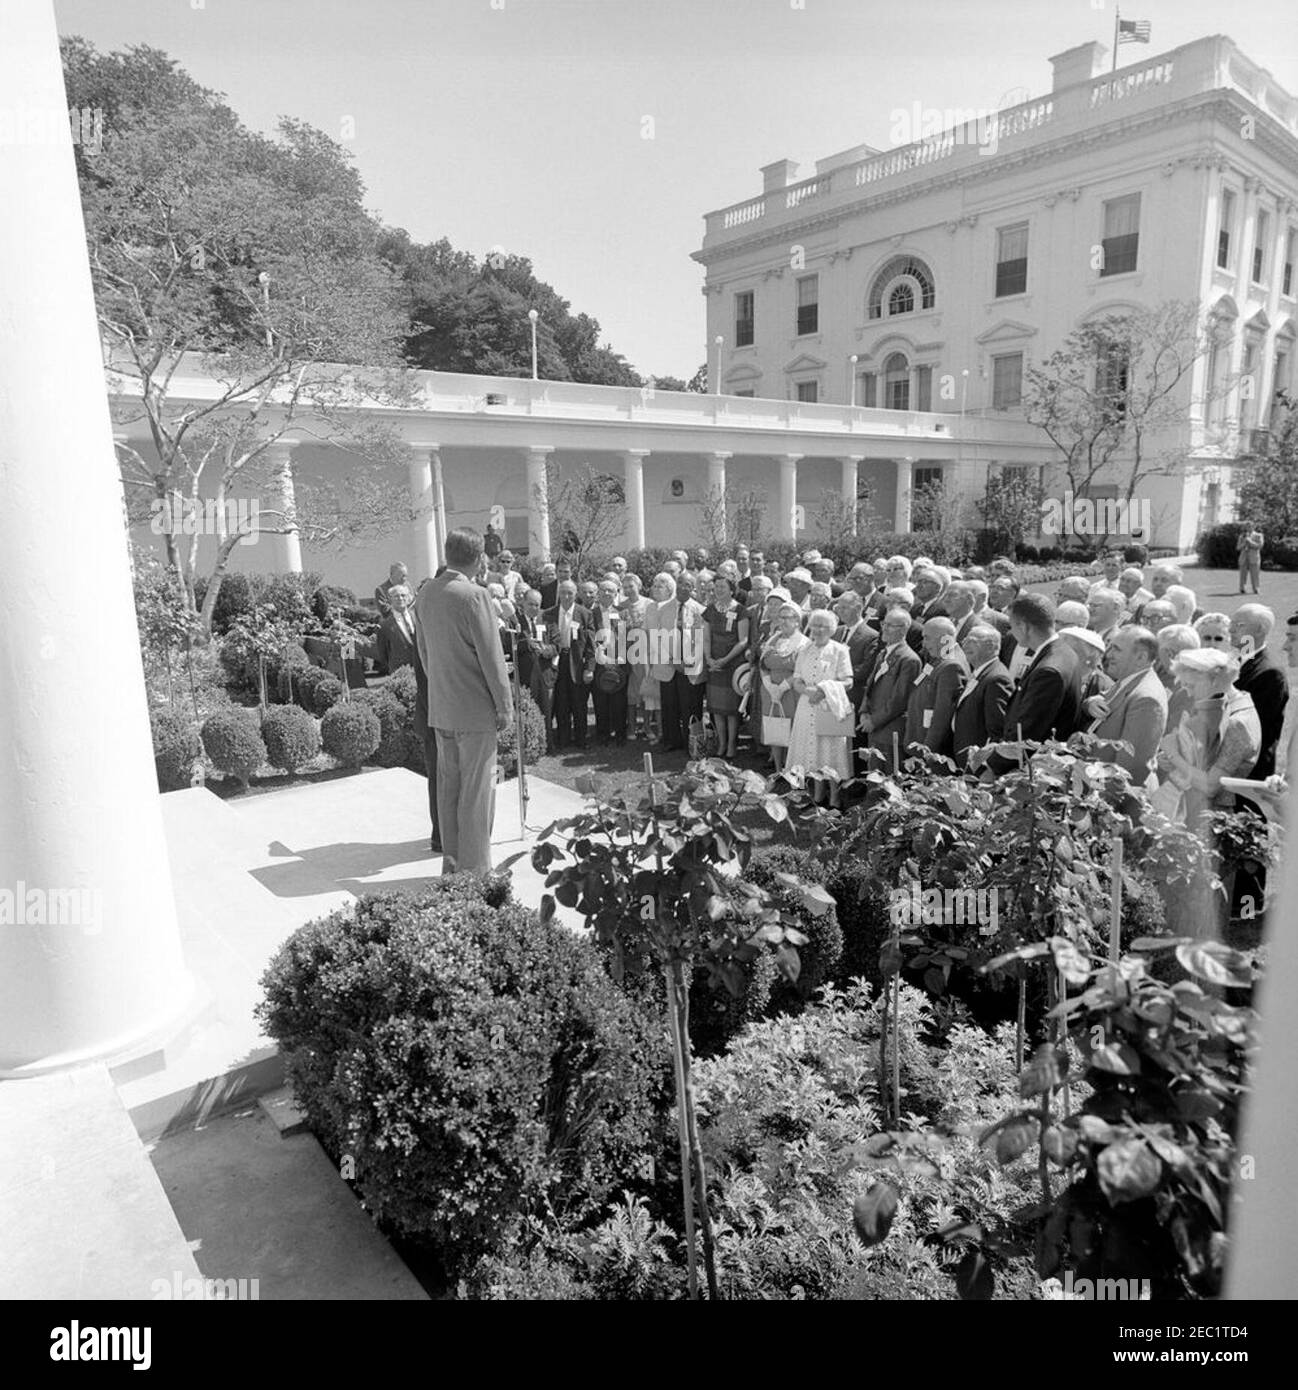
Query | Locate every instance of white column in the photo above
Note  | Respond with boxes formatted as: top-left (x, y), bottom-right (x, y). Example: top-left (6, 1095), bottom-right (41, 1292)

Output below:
top-left (704, 450), bottom-right (730, 544)
top-left (777, 454), bottom-right (801, 541)
top-left (264, 441), bottom-right (303, 573)
top-left (525, 446), bottom-right (553, 559)
top-left (407, 444), bottom-right (440, 584)
top-left (0, 0), bottom-right (191, 1075)
top-left (431, 448), bottom-right (448, 563)
top-left (894, 457), bottom-right (914, 533)
top-left (840, 455), bottom-right (863, 533)
top-left (622, 449), bottom-right (648, 550)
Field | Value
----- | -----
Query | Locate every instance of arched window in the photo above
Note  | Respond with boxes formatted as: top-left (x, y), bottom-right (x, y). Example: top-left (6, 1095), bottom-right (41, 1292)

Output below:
top-left (883, 352), bottom-right (910, 410)
top-left (888, 283), bottom-right (915, 316)
top-left (868, 256), bottom-right (936, 320)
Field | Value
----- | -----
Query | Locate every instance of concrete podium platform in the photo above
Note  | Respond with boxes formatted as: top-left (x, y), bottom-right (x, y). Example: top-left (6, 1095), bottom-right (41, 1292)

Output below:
top-left (118, 767), bottom-right (584, 1138)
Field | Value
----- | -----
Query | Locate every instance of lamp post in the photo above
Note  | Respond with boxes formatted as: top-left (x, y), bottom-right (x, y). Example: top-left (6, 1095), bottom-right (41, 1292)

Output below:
top-left (713, 335), bottom-right (723, 395)
top-left (528, 308), bottom-right (539, 381)
top-left (258, 271), bottom-right (272, 350)
top-left (961, 366), bottom-right (970, 419)
top-left (849, 354), bottom-right (859, 407)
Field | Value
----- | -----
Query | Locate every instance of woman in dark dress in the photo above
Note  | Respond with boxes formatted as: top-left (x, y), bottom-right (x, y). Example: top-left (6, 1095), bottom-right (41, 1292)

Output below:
top-left (703, 576), bottom-right (750, 758)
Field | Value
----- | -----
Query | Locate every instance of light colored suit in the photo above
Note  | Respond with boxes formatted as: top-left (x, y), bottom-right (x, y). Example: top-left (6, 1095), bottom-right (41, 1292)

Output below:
top-left (1091, 665), bottom-right (1168, 783)
top-left (415, 568), bottom-right (514, 875)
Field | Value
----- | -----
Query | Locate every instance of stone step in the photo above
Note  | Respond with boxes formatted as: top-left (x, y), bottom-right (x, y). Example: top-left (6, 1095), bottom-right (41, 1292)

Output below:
top-left (0, 1065), bottom-right (202, 1299)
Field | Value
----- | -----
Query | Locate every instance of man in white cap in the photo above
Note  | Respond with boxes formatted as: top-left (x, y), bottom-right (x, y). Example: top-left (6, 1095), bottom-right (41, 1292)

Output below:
top-left (1059, 625), bottom-right (1112, 711)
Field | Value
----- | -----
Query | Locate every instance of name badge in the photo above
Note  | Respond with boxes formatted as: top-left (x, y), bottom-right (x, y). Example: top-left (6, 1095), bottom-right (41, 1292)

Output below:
top-left (922, 709), bottom-right (934, 729)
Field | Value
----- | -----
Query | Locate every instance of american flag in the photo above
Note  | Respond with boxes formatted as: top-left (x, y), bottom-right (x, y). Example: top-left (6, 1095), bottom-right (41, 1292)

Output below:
top-left (1118, 18), bottom-right (1152, 44)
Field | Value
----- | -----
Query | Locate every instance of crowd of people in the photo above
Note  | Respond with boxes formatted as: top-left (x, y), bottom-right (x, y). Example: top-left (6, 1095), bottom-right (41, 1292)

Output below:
top-left (376, 536), bottom-right (1295, 878)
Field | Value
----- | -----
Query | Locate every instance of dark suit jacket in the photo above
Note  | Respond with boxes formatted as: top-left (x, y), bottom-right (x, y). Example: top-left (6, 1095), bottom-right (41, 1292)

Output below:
top-left (543, 602), bottom-right (597, 685)
top-left (903, 657), bottom-right (962, 757)
top-left (863, 642), bottom-right (922, 762)
top-left (989, 638), bottom-right (1083, 773)
top-left (1236, 648), bottom-right (1289, 778)
top-left (836, 619), bottom-right (881, 711)
top-left (376, 610), bottom-right (417, 673)
top-left (538, 579), bottom-right (559, 610)
top-left (413, 568), bottom-right (513, 734)
top-left (953, 659), bottom-right (1014, 766)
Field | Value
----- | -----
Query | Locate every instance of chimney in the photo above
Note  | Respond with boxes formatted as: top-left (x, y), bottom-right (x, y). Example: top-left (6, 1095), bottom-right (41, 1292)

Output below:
top-left (760, 159), bottom-right (799, 192)
top-left (1049, 41), bottom-right (1109, 91)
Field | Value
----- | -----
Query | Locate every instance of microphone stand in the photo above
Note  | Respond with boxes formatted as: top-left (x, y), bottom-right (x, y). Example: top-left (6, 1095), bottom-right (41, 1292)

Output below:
top-left (507, 625), bottom-right (531, 840)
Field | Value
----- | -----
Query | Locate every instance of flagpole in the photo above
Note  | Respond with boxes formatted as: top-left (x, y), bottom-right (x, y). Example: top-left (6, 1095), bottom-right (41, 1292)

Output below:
top-left (1112, 6), bottom-right (1120, 74)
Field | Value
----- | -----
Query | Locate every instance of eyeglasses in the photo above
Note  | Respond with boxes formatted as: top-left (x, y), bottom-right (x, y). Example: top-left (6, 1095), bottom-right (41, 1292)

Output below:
top-left (1201, 633), bottom-right (1227, 643)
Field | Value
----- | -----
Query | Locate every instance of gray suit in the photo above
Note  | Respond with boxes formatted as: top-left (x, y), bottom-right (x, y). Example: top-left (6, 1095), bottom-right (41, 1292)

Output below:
top-left (1090, 666), bottom-right (1168, 784)
top-left (862, 641), bottom-right (921, 770)
top-left (415, 569), bottom-right (514, 875)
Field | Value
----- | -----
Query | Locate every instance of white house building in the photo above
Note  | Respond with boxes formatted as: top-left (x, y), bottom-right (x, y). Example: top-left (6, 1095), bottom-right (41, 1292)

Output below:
top-left (695, 33), bottom-right (1298, 551)
top-left (112, 33), bottom-right (1298, 592)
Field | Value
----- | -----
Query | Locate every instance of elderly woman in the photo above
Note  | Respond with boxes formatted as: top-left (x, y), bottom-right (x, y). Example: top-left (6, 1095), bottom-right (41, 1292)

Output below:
top-left (703, 575), bottom-right (750, 758)
top-left (642, 571), bottom-right (679, 746)
top-left (786, 608), bottom-right (854, 801)
top-left (1156, 624), bottom-right (1201, 727)
top-left (620, 573), bottom-right (650, 739)
top-left (1156, 648), bottom-right (1261, 829)
top-left (758, 600), bottom-right (808, 772)
top-left (1193, 612), bottom-right (1231, 649)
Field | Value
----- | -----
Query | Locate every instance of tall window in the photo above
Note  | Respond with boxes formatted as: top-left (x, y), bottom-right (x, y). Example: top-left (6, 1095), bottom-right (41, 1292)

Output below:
top-left (1285, 229), bottom-right (1295, 296)
top-left (992, 352), bottom-right (1024, 408)
top-left (1100, 194), bottom-right (1141, 276)
top-left (1271, 348), bottom-right (1291, 428)
top-left (1097, 343), bottom-right (1130, 417)
top-left (1218, 189), bottom-right (1235, 269)
top-left (888, 282), bottom-right (915, 315)
top-left (914, 364), bottom-right (932, 412)
top-left (1241, 341), bottom-right (1258, 434)
top-left (858, 373), bottom-right (877, 407)
top-left (796, 275), bottom-right (819, 335)
top-left (795, 380), bottom-right (818, 403)
top-left (995, 224), bottom-right (1029, 297)
top-left (1205, 342), bottom-right (1222, 428)
top-left (1253, 210), bottom-right (1270, 284)
top-left (734, 290), bottom-right (754, 347)
top-left (914, 466), bottom-right (944, 491)
top-left (883, 352), bottom-right (910, 410)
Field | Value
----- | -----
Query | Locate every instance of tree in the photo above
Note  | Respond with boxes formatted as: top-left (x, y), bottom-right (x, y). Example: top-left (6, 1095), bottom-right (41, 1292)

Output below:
top-left (544, 463), bottom-right (627, 570)
top-left (67, 40), bottom-right (415, 632)
top-left (1023, 302), bottom-right (1213, 540)
top-left (815, 482), bottom-right (875, 553)
top-left (696, 482), bottom-right (770, 551)
top-left (1236, 396), bottom-right (1298, 537)
top-left (976, 470), bottom-right (1045, 557)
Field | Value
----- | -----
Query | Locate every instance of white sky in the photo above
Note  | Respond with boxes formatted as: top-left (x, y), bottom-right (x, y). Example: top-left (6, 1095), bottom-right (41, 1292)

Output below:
top-left (54, 0), bottom-right (1298, 380)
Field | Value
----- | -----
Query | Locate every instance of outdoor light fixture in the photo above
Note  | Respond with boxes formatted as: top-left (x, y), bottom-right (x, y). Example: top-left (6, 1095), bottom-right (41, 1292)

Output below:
top-left (528, 308), bottom-right (539, 381)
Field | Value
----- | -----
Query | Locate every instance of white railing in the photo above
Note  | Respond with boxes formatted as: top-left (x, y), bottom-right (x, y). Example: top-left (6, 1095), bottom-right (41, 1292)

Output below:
top-left (722, 196), bottom-right (766, 230)
top-left (1089, 60), bottom-right (1175, 109)
top-left (786, 176), bottom-right (830, 209)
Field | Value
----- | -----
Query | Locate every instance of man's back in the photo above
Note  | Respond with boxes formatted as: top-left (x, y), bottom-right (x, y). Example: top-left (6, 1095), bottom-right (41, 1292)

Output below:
top-left (415, 569), bottom-right (512, 734)
top-left (1237, 648), bottom-right (1288, 777)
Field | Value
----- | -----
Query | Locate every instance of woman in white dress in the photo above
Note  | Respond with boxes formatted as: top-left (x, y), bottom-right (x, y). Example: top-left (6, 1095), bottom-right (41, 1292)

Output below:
top-left (786, 608), bottom-right (854, 802)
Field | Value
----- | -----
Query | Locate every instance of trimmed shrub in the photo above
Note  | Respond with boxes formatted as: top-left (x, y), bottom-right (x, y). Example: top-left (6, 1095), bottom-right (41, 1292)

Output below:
top-left (382, 665), bottom-right (425, 771)
top-left (822, 859), bottom-right (894, 993)
top-left (256, 879), bottom-right (669, 1275)
top-left (311, 583), bottom-right (358, 624)
top-left (261, 704), bottom-right (321, 774)
top-left (267, 642), bottom-right (311, 704)
top-left (307, 672), bottom-right (346, 717)
top-left (1196, 523), bottom-right (1243, 570)
top-left (200, 707), bottom-right (266, 789)
top-left (151, 705), bottom-right (200, 791)
top-left (320, 701), bottom-right (381, 766)
top-left (497, 687), bottom-right (547, 777)
top-left (198, 571), bottom-right (254, 635)
top-left (352, 689), bottom-right (408, 768)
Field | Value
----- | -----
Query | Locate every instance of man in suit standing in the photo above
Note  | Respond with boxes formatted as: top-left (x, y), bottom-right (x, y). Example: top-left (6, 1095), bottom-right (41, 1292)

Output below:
top-left (671, 572), bottom-right (708, 736)
top-left (987, 594), bottom-right (1083, 775)
top-left (414, 528), bottom-right (513, 875)
top-left (1232, 604), bottom-right (1288, 778)
top-left (953, 624), bottom-right (1013, 767)
top-left (1087, 587), bottom-right (1127, 646)
top-left (910, 566), bottom-right (950, 626)
top-left (859, 607), bottom-right (921, 772)
top-left (903, 617), bottom-right (963, 760)
top-left (537, 562), bottom-right (559, 610)
top-left (1085, 625), bottom-right (1168, 784)
top-left (375, 584), bottom-right (418, 673)
top-left (517, 588), bottom-right (558, 750)
top-left (544, 579), bottom-right (596, 749)
top-left (833, 591), bottom-right (879, 716)
top-left (374, 561), bottom-right (408, 618)
top-left (591, 576), bottom-right (629, 745)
